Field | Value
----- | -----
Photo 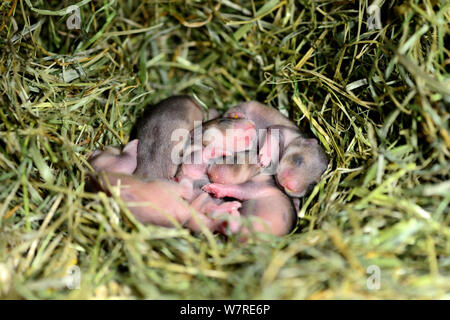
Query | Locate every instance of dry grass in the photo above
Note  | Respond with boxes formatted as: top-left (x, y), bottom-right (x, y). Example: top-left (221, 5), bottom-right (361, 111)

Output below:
top-left (0, 0), bottom-right (449, 299)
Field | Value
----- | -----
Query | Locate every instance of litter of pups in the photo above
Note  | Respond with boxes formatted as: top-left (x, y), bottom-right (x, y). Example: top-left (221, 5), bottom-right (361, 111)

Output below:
top-left (87, 95), bottom-right (328, 239)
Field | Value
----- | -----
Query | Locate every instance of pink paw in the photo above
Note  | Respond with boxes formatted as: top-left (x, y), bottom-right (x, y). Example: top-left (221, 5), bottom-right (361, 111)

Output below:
top-left (258, 152), bottom-right (271, 168)
top-left (202, 183), bottom-right (229, 198)
top-left (217, 200), bottom-right (241, 212)
top-left (217, 209), bottom-right (241, 234)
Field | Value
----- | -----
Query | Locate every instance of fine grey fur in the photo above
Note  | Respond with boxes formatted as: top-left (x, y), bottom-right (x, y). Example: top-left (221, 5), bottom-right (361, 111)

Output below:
top-left (134, 95), bottom-right (204, 179)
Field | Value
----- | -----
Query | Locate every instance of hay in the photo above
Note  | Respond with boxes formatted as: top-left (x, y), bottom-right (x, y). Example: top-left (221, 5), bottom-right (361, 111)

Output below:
top-left (0, 0), bottom-right (448, 299)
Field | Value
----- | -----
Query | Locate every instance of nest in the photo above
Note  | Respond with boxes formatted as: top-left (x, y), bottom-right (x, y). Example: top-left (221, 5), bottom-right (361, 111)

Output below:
top-left (0, 0), bottom-right (448, 299)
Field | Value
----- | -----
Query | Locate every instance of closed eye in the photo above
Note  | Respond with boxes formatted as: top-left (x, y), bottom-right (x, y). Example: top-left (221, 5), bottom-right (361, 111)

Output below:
top-left (293, 155), bottom-right (303, 166)
top-left (306, 182), bottom-right (317, 194)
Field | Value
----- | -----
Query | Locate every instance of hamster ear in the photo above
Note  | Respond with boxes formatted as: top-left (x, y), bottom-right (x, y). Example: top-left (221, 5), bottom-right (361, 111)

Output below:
top-left (123, 139), bottom-right (139, 155)
top-left (105, 146), bottom-right (121, 155)
top-left (88, 149), bottom-right (101, 159)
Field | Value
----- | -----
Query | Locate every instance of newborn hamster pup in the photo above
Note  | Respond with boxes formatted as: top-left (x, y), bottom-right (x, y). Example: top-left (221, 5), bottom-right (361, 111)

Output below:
top-left (276, 136), bottom-right (328, 197)
top-left (176, 117), bottom-right (257, 200)
top-left (134, 95), bottom-right (205, 179)
top-left (98, 172), bottom-right (241, 232)
top-left (207, 152), bottom-right (260, 185)
top-left (88, 139), bottom-right (138, 174)
top-left (203, 174), bottom-right (296, 238)
top-left (258, 125), bottom-right (328, 197)
top-left (224, 101), bottom-right (328, 196)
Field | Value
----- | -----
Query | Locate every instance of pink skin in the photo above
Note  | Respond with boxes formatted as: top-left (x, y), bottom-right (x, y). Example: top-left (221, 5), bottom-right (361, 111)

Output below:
top-left (224, 103), bottom-right (328, 198)
top-left (247, 123), bottom-right (329, 199)
top-left (99, 172), bottom-right (241, 232)
top-left (88, 139), bottom-right (138, 174)
top-left (257, 126), bottom-right (286, 169)
top-left (87, 119), bottom-right (254, 232)
top-left (176, 118), bottom-right (257, 201)
top-left (201, 118), bottom-right (257, 159)
top-left (185, 192), bottom-right (241, 232)
top-left (207, 152), bottom-right (260, 185)
top-left (202, 174), bottom-right (296, 239)
top-left (174, 118), bottom-right (258, 232)
top-left (207, 162), bottom-right (259, 185)
top-left (224, 101), bottom-right (298, 131)
top-left (257, 125), bottom-right (302, 169)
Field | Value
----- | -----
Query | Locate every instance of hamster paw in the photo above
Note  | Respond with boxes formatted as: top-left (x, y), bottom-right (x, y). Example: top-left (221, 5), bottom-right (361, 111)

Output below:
top-left (218, 200), bottom-right (241, 212)
top-left (257, 152), bottom-right (271, 168)
top-left (202, 183), bottom-right (229, 198)
top-left (217, 209), bottom-right (241, 234)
